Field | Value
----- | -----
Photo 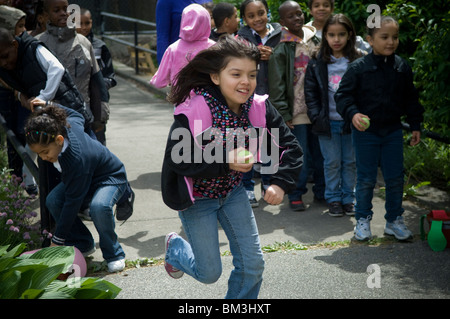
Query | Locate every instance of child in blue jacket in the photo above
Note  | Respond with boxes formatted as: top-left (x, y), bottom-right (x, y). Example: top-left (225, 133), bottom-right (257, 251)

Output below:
top-left (25, 102), bottom-right (130, 272)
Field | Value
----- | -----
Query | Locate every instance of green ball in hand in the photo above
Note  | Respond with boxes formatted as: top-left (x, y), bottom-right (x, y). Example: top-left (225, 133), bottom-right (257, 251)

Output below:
top-left (237, 150), bottom-right (253, 163)
top-left (361, 117), bottom-right (370, 130)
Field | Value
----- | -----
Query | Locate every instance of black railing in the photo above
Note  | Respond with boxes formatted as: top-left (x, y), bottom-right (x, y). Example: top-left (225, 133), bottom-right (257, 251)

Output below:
top-left (401, 123), bottom-right (450, 144)
top-left (0, 114), bottom-right (39, 182)
top-left (99, 11), bottom-right (157, 75)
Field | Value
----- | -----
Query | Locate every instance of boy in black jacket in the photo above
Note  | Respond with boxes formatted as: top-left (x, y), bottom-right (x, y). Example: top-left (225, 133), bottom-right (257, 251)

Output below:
top-left (335, 16), bottom-right (424, 241)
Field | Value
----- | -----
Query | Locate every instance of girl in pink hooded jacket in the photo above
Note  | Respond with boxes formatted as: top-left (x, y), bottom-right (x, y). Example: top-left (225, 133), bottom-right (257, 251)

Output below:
top-left (150, 4), bottom-right (216, 88)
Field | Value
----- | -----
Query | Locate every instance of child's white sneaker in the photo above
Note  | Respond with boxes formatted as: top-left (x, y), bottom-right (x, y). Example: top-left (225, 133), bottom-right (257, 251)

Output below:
top-left (108, 258), bottom-right (125, 272)
top-left (385, 216), bottom-right (413, 240)
top-left (354, 217), bottom-right (372, 241)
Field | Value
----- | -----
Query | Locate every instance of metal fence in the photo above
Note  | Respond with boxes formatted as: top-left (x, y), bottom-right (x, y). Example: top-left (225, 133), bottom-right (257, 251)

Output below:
top-left (100, 11), bottom-right (157, 74)
top-left (68, 0), bottom-right (157, 34)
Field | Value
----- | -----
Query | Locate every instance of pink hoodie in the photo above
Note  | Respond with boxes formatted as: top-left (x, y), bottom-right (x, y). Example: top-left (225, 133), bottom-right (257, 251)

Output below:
top-left (150, 4), bottom-right (216, 88)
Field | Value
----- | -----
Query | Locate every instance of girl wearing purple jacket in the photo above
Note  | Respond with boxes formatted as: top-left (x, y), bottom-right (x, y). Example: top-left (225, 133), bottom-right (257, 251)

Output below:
top-left (161, 36), bottom-right (302, 299)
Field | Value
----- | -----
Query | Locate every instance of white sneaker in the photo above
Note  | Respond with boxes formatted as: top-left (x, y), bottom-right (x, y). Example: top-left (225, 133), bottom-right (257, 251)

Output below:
top-left (385, 216), bottom-right (413, 240)
top-left (354, 217), bottom-right (372, 241)
top-left (108, 258), bottom-right (125, 272)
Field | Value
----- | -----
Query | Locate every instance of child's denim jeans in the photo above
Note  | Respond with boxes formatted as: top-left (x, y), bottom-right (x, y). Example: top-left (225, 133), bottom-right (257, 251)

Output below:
top-left (318, 120), bottom-right (356, 205)
top-left (46, 182), bottom-right (127, 262)
top-left (352, 128), bottom-right (405, 222)
top-left (166, 184), bottom-right (265, 299)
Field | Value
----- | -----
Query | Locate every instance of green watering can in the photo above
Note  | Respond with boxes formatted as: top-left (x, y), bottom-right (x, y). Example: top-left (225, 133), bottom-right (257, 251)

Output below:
top-left (420, 210), bottom-right (449, 252)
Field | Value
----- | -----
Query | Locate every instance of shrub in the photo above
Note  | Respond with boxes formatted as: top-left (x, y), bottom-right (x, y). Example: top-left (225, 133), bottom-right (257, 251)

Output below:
top-left (0, 244), bottom-right (121, 299)
top-left (403, 133), bottom-right (450, 191)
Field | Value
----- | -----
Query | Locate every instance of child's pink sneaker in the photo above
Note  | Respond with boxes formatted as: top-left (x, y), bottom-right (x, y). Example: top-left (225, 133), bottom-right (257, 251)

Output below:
top-left (164, 232), bottom-right (184, 279)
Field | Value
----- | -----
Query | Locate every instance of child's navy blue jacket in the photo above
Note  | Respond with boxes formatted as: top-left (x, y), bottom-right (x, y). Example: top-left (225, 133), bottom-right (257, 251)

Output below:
top-left (53, 105), bottom-right (127, 243)
top-left (335, 52), bottom-right (424, 136)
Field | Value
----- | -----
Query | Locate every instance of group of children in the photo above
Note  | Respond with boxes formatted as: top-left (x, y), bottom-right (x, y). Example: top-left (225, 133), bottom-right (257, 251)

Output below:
top-left (0, 0), bottom-right (425, 299)
top-left (0, 0), bottom-right (134, 273)
top-left (157, 0), bottom-right (424, 299)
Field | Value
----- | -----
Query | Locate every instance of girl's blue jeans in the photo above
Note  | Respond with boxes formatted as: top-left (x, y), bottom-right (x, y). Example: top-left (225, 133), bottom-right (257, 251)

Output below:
top-left (46, 182), bottom-right (127, 262)
top-left (288, 124), bottom-right (325, 201)
top-left (352, 128), bottom-right (405, 222)
top-left (166, 184), bottom-right (265, 299)
top-left (318, 120), bottom-right (356, 205)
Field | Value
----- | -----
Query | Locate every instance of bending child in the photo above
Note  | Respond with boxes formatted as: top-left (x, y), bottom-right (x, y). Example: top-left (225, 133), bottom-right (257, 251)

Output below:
top-left (161, 36), bottom-right (302, 299)
top-left (25, 102), bottom-right (129, 272)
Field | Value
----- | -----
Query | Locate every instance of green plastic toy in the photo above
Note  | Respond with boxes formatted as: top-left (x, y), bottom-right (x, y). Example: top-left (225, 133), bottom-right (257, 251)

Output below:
top-left (427, 220), bottom-right (447, 251)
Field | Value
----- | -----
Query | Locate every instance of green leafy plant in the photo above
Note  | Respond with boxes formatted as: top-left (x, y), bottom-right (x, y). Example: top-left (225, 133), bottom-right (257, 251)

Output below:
top-left (0, 244), bottom-right (121, 299)
top-left (403, 134), bottom-right (450, 191)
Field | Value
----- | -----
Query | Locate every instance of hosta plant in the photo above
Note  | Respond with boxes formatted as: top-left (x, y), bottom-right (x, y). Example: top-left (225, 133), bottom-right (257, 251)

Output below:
top-left (0, 244), bottom-right (121, 299)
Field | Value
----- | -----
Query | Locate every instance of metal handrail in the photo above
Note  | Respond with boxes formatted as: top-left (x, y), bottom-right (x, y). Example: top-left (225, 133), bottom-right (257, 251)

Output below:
top-left (100, 11), bottom-right (156, 28)
top-left (100, 11), bottom-right (157, 74)
top-left (401, 122), bottom-right (450, 144)
top-left (0, 114), bottom-right (39, 183)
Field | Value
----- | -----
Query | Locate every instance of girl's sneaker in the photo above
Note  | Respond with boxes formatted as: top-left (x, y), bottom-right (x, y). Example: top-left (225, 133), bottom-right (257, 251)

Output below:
top-left (164, 232), bottom-right (184, 279)
top-left (384, 216), bottom-right (413, 240)
top-left (354, 217), bottom-right (372, 241)
top-left (108, 258), bottom-right (125, 272)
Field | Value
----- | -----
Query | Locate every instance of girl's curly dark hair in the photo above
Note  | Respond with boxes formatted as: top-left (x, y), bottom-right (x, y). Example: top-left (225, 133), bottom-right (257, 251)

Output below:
top-left (25, 104), bottom-right (70, 146)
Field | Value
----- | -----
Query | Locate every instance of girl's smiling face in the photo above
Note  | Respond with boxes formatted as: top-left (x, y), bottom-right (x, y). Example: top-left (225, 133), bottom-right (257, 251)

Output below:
top-left (310, 0), bottom-right (333, 24)
top-left (242, 1), bottom-right (268, 35)
top-left (210, 57), bottom-right (258, 113)
top-left (368, 21), bottom-right (399, 56)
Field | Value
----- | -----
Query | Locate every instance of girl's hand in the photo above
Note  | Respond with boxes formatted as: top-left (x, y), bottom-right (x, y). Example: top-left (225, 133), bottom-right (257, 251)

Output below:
top-left (263, 184), bottom-right (285, 205)
top-left (258, 45), bottom-right (273, 61)
top-left (410, 131), bottom-right (421, 146)
top-left (352, 113), bottom-right (370, 131)
top-left (228, 147), bottom-right (254, 173)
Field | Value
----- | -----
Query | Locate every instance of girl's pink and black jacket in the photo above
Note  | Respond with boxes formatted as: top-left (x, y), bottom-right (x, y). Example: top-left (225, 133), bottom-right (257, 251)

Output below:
top-left (161, 89), bottom-right (303, 211)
